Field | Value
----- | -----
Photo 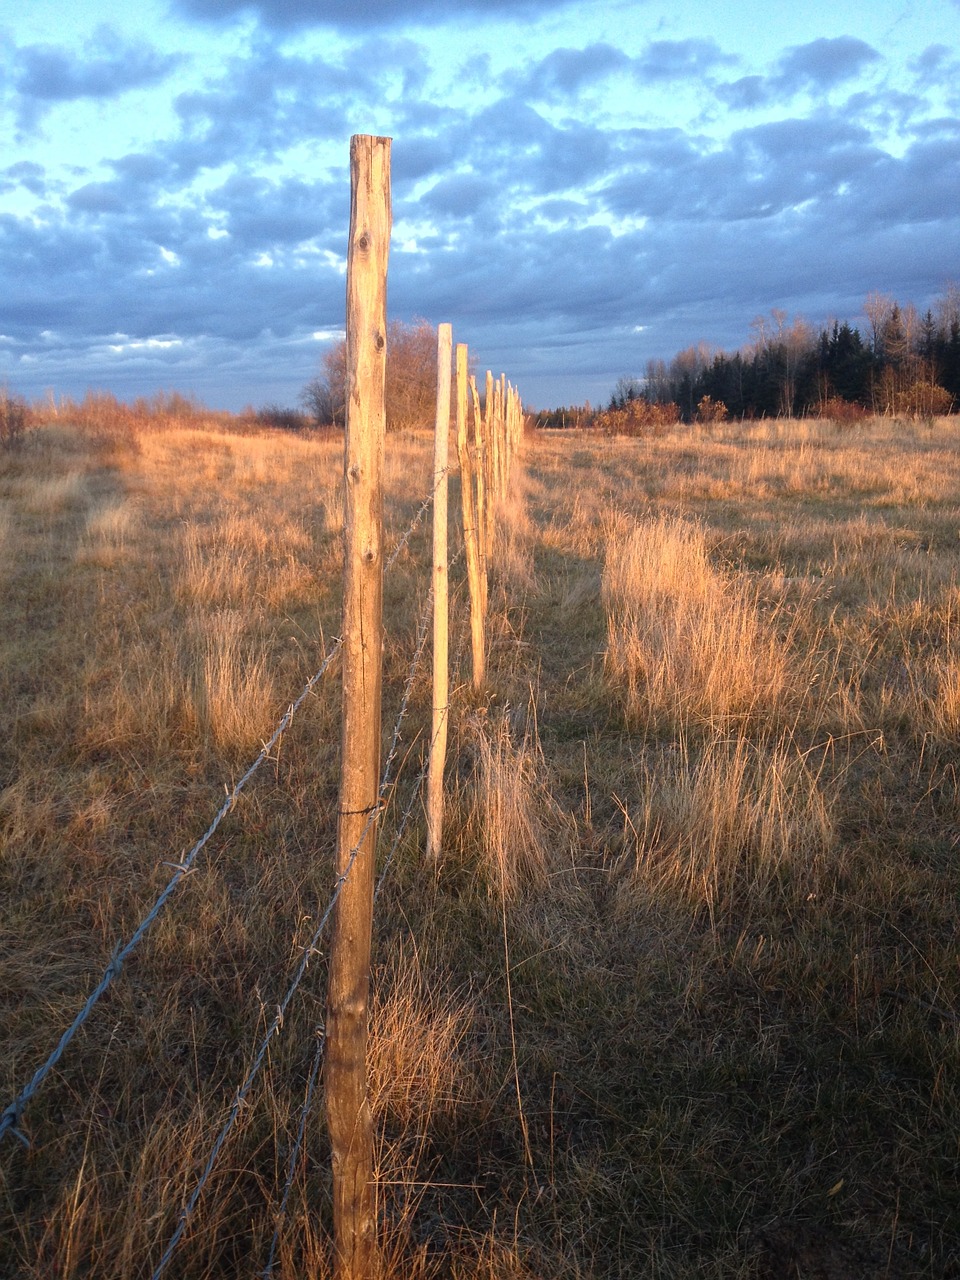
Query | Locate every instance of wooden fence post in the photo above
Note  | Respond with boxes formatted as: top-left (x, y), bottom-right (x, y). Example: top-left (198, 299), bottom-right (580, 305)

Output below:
top-left (325, 133), bottom-right (391, 1280)
top-left (426, 324), bottom-right (452, 861)
top-left (484, 370), bottom-right (496, 546)
top-left (469, 375), bottom-right (489, 619)
top-left (457, 345), bottom-right (485, 688)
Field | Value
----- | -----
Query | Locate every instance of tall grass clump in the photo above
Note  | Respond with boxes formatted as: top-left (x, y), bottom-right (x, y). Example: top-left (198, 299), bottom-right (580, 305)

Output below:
top-left (191, 610), bottom-right (275, 752)
top-left (603, 514), bottom-right (806, 730)
top-left (616, 729), bottom-right (835, 916)
top-left (467, 709), bottom-right (568, 900)
top-left (369, 949), bottom-right (479, 1135)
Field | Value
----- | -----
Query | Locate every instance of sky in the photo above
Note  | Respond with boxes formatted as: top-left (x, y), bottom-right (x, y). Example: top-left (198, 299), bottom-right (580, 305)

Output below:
top-left (1, 0), bottom-right (958, 412)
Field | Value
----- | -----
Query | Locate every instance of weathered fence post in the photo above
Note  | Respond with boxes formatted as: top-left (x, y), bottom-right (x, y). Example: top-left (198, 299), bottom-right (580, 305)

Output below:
top-left (484, 370), bottom-right (496, 546)
top-left (325, 133), bottom-right (391, 1280)
top-left (457, 346), bottom-right (485, 688)
top-left (470, 375), bottom-right (489, 618)
top-left (426, 324), bottom-right (452, 861)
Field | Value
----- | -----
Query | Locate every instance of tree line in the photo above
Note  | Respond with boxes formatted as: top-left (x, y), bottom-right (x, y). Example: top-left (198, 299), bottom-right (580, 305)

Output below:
top-left (601, 287), bottom-right (960, 426)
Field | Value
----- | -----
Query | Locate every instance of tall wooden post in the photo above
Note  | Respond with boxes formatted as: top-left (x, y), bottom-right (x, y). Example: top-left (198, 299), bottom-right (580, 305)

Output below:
top-left (426, 324), bottom-right (452, 861)
top-left (457, 345), bottom-right (485, 688)
top-left (325, 133), bottom-right (391, 1280)
top-left (469, 376), bottom-right (489, 619)
top-left (484, 370), bottom-right (497, 542)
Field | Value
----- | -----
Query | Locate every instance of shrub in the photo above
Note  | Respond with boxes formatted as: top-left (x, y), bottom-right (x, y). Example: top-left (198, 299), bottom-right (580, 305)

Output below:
top-left (817, 396), bottom-right (869, 425)
top-left (695, 395), bottom-right (729, 424)
top-left (0, 388), bottom-right (29, 449)
top-left (252, 404), bottom-right (312, 432)
top-left (593, 398), bottom-right (680, 436)
top-left (893, 380), bottom-right (953, 419)
top-left (301, 317), bottom-right (439, 431)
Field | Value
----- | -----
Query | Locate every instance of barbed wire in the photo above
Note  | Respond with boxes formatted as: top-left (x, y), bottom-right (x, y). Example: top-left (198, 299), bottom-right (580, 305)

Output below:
top-left (260, 1026), bottom-right (325, 1279)
top-left (153, 577), bottom-right (438, 1279)
top-left (258, 744), bottom-right (434, 1280)
top-left (0, 474), bottom-right (450, 1149)
top-left (0, 637), bottom-right (344, 1149)
top-left (259, 560), bottom-right (467, 1274)
top-left (384, 465), bottom-right (447, 571)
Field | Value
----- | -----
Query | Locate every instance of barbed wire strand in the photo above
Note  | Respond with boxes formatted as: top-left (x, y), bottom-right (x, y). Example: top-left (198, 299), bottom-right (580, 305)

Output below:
top-left (259, 741), bottom-right (434, 1280)
top-left (385, 466), bottom-right (447, 572)
top-left (260, 732), bottom-right (441, 1278)
top-left (0, 483), bottom-right (446, 1149)
top-left (260, 1028), bottom-right (325, 1280)
top-left (260, 559), bottom-right (467, 1275)
top-left (0, 637), bottom-right (344, 1149)
top-left (154, 579), bottom-right (438, 1280)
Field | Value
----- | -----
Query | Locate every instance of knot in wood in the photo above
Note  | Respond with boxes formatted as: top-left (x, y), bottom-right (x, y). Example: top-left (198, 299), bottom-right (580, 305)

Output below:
top-left (374, 331), bottom-right (385, 352)
top-left (348, 463), bottom-right (361, 481)
top-left (357, 232), bottom-right (370, 252)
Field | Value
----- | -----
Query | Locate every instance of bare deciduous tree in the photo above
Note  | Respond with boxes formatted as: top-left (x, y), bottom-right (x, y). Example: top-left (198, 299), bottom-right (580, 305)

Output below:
top-left (301, 319), bottom-right (438, 431)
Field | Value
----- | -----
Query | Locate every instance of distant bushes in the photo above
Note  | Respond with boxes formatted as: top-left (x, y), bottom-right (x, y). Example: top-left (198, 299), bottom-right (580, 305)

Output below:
top-left (53, 390), bottom-right (210, 441)
top-left (816, 396), bottom-right (869, 425)
top-left (593, 398), bottom-right (680, 436)
top-left (5, 388), bottom-right (324, 443)
top-left (0, 388), bottom-right (30, 449)
top-left (301, 317), bottom-right (438, 431)
top-left (695, 395), bottom-right (729, 424)
top-left (595, 289), bottom-right (960, 425)
top-left (247, 404), bottom-right (313, 432)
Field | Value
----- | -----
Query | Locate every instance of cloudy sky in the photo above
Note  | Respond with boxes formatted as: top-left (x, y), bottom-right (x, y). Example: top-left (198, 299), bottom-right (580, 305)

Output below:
top-left (1, 0), bottom-right (958, 411)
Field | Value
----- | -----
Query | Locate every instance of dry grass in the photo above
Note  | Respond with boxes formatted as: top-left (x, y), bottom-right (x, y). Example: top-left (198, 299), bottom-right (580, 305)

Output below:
top-left (614, 729), bottom-right (834, 916)
top-left (466, 706), bottom-right (572, 901)
top-left (2, 412), bottom-right (959, 1277)
top-left (602, 514), bottom-right (808, 731)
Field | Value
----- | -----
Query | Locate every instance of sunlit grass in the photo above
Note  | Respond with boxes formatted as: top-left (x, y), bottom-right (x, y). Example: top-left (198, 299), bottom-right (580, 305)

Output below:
top-left (1, 413), bottom-right (958, 1278)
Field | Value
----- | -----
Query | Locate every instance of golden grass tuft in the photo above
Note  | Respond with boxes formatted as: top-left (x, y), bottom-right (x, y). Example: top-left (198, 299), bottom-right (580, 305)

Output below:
top-left (369, 946), bottom-right (479, 1135)
top-left (191, 609), bottom-right (276, 751)
top-left (467, 707), bottom-right (569, 900)
top-left (615, 728), bottom-right (835, 915)
top-left (602, 513), bottom-right (808, 730)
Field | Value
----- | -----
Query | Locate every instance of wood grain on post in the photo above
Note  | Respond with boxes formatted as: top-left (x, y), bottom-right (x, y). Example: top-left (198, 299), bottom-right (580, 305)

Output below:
top-left (426, 324), bottom-right (452, 861)
top-left (457, 345), bottom-right (485, 688)
top-left (325, 132), bottom-right (391, 1280)
top-left (469, 376), bottom-right (489, 619)
top-left (484, 370), bottom-right (496, 546)
top-left (499, 373), bottom-right (506, 496)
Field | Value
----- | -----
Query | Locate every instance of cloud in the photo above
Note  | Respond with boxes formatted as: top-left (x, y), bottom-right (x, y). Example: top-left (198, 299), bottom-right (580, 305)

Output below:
top-left (172, 0), bottom-right (561, 30)
top-left (716, 37), bottom-right (881, 111)
top-left (776, 36), bottom-right (881, 92)
top-left (601, 114), bottom-right (881, 223)
top-left (511, 38), bottom-right (734, 104)
top-left (1, 6), bottom-right (958, 414)
top-left (168, 44), bottom-right (354, 173)
top-left (14, 26), bottom-right (183, 104)
top-left (0, 161), bottom-right (47, 197)
top-left (716, 75), bottom-right (771, 111)
top-left (507, 43), bottom-right (632, 100)
top-left (633, 38), bottom-right (735, 83)
top-left (419, 172), bottom-right (491, 219)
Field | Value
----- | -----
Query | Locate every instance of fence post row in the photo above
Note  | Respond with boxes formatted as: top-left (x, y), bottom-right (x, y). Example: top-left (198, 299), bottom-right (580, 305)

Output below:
top-left (324, 132), bottom-right (391, 1280)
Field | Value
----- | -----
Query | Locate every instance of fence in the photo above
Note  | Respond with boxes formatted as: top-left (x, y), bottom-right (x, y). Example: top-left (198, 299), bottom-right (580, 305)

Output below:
top-left (0, 134), bottom-right (526, 1280)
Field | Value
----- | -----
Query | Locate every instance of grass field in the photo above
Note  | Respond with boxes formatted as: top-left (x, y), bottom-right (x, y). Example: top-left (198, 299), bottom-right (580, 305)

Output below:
top-left (1, 413), bottom-right (958, 1277)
